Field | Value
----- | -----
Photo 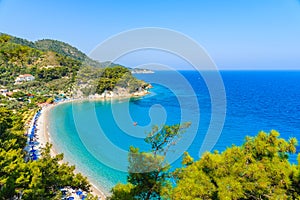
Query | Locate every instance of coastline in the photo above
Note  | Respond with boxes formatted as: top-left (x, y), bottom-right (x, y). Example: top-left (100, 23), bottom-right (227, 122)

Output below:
top-left (34, 91), bottom-right (150, 199)
top-left (36, 99), bottom-right (107, 199)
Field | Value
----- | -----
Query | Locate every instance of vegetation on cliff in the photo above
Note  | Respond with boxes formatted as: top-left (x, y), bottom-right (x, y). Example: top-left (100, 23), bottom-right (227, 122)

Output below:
top-left (96, 66), bottom-right (149, 94)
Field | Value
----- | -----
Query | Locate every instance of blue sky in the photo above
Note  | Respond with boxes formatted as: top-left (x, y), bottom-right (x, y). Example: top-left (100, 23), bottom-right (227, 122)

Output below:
top-left (0, 0), bottom-right (300, 70)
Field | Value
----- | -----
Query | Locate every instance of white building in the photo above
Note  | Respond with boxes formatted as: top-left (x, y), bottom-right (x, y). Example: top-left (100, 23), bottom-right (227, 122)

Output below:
top-left (15, 74), bottom-right (35, 84)
top-left (0, 88), bottom-right (8, 96)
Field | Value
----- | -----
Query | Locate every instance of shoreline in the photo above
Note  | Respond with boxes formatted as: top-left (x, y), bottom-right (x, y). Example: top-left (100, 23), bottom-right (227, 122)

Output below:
top-left (34, 92), bottom-right (150, 199)
top-left (36, 99), bottom-right (108, 199)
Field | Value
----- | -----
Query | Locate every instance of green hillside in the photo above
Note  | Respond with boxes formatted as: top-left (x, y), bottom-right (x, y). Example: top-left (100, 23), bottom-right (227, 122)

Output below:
top-left (0, 34), bottom-right (81, 97)
top-left (34, 39), bottom-right (106, 68)
top-left (0, 33), bottom-right (148, 109)
top-left (0, 33), bottom-right (106, 68)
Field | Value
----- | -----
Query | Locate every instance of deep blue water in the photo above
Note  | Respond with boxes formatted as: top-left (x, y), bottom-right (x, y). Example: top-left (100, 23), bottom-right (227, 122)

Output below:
top-left (49, 70), bottom-right (300, 194)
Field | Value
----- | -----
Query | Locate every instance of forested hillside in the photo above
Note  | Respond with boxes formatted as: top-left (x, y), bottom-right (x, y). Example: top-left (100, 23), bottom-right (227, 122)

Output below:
top-left (0, 33), bottom-right (148, 108)
top-left (1, 33), bottom-right (103, 68)
top-left (0, 34), bottom-right (81, 86)
top-left (34, 39), bottom-right (105, 68)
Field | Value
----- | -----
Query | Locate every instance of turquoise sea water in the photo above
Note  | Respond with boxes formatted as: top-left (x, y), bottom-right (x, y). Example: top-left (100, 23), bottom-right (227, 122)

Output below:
top-left (49, 70), bottom-right (300, 194)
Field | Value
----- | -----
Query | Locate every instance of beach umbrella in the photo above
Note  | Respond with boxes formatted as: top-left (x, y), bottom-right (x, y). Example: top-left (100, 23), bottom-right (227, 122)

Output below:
top-left (67, 197), bottom-right (75, 200)
top-left (28, 141), bottom-right (35, 145)
top-left (30, 149), bottom-right (37, 153)
top-left (31, 153), bottom-right (38, 160)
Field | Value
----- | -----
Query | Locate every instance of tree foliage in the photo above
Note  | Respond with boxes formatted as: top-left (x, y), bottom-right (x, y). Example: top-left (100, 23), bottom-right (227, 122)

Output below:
top-left (170, 130), bottom-right (300, 200)
top-left (0, 107), bottom-right (13, 135)
top-left (110, 128), bottom-right (300, 200)
top-left (0, 107), bottom-right (92, 199)
top-left (96, 66), bottom-right (148, 94)
top-left (110, 123), bottom-right (191, 200)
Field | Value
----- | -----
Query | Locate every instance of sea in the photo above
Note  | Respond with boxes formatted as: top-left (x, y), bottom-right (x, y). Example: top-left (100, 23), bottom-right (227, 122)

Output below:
top-left (48, 70), bottom-right (300, 194)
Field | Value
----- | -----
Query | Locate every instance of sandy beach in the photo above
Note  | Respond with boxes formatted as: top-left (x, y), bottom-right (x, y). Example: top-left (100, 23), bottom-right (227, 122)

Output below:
top-left (35, 100), bottom-right (107, 199)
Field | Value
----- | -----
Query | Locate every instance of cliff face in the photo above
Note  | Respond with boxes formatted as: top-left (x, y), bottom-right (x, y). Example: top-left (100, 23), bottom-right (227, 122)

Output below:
top-left (87, 86), bottom-right (150, 99)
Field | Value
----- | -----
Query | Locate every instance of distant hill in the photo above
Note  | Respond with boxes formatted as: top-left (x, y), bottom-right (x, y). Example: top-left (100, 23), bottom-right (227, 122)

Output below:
top-left (130, 68), bottom-right (155, 74)
top-left (8, 35), bottom-right (36, 48)
top-left (34, 39), bottom-right (105, 68)
top-left (0, 33), bottom-right (105, 68)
